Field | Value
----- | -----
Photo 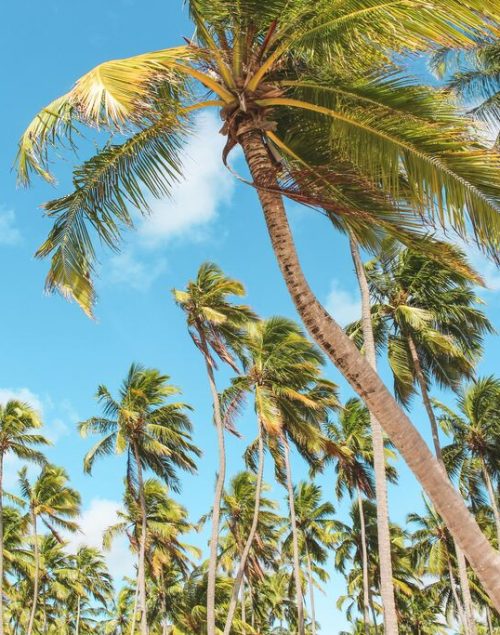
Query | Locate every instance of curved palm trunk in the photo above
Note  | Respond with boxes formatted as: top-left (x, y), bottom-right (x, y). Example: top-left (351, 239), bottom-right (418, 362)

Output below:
top-left (282, 434), bottom-right (305, 635)
top-left (133, 444), bottom-right (149, 635)
top-left (199, 330), bottom-right (227, 635)
top-left (26, 512), bottom-right (39, 635)
top-left (350, 235), bottom-right (399, 634)
top-left (239, 127), bottom-right (500, 612)
top-left (223, 422), bottom-right (265, 635)
top-left (305, 547), bottom-right (317, 635)
top-left (0, 453), bottom-right (4, 635)
top-left (407, 335), bottom-right (477, 634)
top-left (357, 489), bottom-right (372, 634)
top-left (241, 576), bottom-right (246, 624)
top-left (481, 460), bottom-right (500, 548)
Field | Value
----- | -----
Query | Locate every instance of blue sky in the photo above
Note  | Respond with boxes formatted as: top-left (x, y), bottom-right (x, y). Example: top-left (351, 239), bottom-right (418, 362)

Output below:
top-left (2, 1), bottom-right (500, 631)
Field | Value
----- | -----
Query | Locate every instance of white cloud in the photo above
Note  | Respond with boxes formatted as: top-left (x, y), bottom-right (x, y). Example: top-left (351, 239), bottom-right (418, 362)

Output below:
top-left (325, 281), bottom-right (361, 327)
top-left (138, 112), bottom-right (235, 246)
top-left (65, 498), bottom-right (133, 584)
top-left (107, 250), bottom-right (167, 291)
top-left (0, 387), bottom-right (43, 413)
top-left (0, 208), bottom-right (21, 246)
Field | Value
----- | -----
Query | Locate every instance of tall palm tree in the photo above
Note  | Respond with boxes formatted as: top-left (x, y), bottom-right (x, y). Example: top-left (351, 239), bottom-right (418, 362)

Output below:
top-left (79, 364), bottom-right (199, 635)
top-left (351, 244), bottom-right (493, 633)
top-left (282, 481), bottom-right (336, 635)
top-left (222, 316), bottom-right (340, 634)
top-left (437, 377), bottom-right (500, 546)
top-left (17, 0), bottom-right (500, 612)
top-left (324, 397), bottom-right (397, 633)
top-left (71, 547), bottom-right (113, 635)
top-left (173, 262), bottom-right (255, 635)
top-left (0, 399), bottom-right (48, 635)
top-left (18, 464), bottom-right (80, 635)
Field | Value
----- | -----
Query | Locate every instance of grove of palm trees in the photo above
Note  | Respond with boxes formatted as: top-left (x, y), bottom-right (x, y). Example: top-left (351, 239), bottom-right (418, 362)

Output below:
top-left (2, 0), bottom-right (500, 632)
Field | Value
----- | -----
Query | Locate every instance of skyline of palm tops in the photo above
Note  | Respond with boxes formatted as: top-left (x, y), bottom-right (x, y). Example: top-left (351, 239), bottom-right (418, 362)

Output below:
top-left (9, 0), bottom-right (500, 632)
top-left (0, 253), bottom-right (500, 633)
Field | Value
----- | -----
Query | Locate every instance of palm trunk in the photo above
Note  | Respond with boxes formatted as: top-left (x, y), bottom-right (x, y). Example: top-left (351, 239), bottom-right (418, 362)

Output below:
top-left (456, 545), bottom-right (478, 635)
top-left (447, 553), bottom-right (468, 632)
top-left (198, 329), bottom-right (227, 635)
top-left (131, 582), bottom-right (139, 635)
top-left (350, 235), bottom-right (399, 634)
top-left (241, 576), bottom-right (246, 625)
top-left (0, 453), bottom-right (4, 635)
top-left (238, 126), bottom-right (500, 611)
top-left (357, 489), bottom-right (372, 634)
top-left (282, 434), bottom-right (305, 635)
top-left (26, 512), bottom-right (39, 635)
top-left (133, 443), bottom-right (148, 635)
top-left (76, 596), bottom-right (81, 634)
top-left (223, 421), bottom-right (265, 635)
top-left (305, 548), bottom-right (317, 635)
top-left (407, 334), bottom-right (477, 633)
top-left (481, 460), bottom-right (500, 548)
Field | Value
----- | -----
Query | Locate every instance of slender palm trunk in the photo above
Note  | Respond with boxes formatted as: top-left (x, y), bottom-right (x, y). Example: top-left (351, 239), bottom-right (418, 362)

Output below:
top-left (282, 434), bottom-right (305, 635)
top-left (223, 422), bottom-right (265, 635)
top-left (0, 453), bottom-right (4, 635)
top-left (357, 489), bottom-right (371, 634)
top-left (198, 330), bottom-right (227, 635)
top-left (241, 576), bottom-right (246, 625)
top-left (26, 512), bottom-right (39, 635)
top-left (486, 606), bottom-right (493, 634)
top-left (305, 547), bottom-right (317, 635)
top-left (350, 235), bottom-right (399, 634)
top-left (238, 126), bottom-right (500, 611)
top-left (76, 596), bottom-right (81, 634)
top-left (481, 461), bottom-right (500, 548)
top-left (130, 582), bottom-right (139, 635)
top-left (447, 554), bottom-right (468, 631)
top-left (133, 444), bottom-right (148, 635)
top-left (407, 334), bottom-right (477, 633)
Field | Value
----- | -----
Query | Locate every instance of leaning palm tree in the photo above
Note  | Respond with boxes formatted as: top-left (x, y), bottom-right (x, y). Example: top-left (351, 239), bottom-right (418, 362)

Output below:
top-left (18, 464), bottom-right (81, 635)
top-left (222, 316), bottom-right (340, 634)
top-left (0, 399), bottom-right (48, 635)
top-left (79, 364), bottom-right (200, 635)
top-left (173, 262), bottom-right (255, 635)
top-left (17, 0), bottom-right (500, 617)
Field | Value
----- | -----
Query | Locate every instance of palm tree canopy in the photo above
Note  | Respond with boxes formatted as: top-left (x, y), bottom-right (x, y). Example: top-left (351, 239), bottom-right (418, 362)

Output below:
top-left (0, 400), bottom-right (49, 463)
top-left (17, 0), bottom-right (500, 315)
top-left (79, 363), bottom-right (200, 492)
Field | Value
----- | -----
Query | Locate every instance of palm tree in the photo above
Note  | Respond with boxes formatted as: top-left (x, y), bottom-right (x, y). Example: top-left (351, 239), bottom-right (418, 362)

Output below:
top-left (431, 39), bottom-right (500, 142)
top-left (173, 262), bottom-right (254, 635)
top-left (222, 316), bottom-right (340, 634)
top-left (0, 399), bottom-right (49, 634)
top-left (324, 398), bottom-right (393, 633)
top-left (79, 364), bottom-right (199, 635)
top-left (282, 481), bottom-right (336, 635)
top-left (71, 547), bottom-right (113, 635)
top-left (437, 377), bottom-right (500, 546)
top-left (352, 244), bottom-right (493, 633)
top-left (17, 0), bottom-right (500, 613)
top-left (18, 464), bottom-right (80, 635)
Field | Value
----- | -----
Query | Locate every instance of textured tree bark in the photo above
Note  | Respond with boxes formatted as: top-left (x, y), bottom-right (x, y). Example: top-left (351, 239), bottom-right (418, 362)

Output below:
top-left (238, 126), bottom-right (500, 612)
top-left (350, 234), bottom-right (399, 634)
top-left (482, 461), bottom-right (500, 549)
top-left (26, 512), bottom-right (39, 635)
top-left (133, 443), bottom-right (149, 635)
top-left (456, 546), bottom-right (478, 635)
top-left (282, 435), bottom-right (305, 635)
top-left (199, 330), bottom-right (227, 635)
top-left (357, 489), bottom-right (372, 634)
top-left (223, 422), bottom-right (265, 635)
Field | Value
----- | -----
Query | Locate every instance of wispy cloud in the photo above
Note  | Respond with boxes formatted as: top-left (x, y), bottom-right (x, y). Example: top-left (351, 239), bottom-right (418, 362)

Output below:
top-left (138, 112), bottom-right (235, 247)
top-left (325, 281), bottom-right (361, 327)
top-left (0, 208), bottom-right (21, 246)
top-left (0, 387), bottom-right (43, 413)
top-left (107, 250), bottom-right (167, 291)
top-left (64, 498), bottom-right (133, 584)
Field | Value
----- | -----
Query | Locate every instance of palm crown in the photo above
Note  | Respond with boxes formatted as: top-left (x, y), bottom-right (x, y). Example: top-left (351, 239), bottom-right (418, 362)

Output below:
top-left (18, 0), bottom-right (500, 315)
